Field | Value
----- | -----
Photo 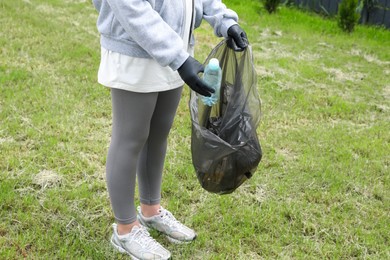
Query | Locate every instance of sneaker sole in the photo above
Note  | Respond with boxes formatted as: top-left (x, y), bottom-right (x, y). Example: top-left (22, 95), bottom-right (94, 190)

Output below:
top-left (166, 234), bottom-right (196, 244)
top-left (141, 225), bottom-right (196, 244)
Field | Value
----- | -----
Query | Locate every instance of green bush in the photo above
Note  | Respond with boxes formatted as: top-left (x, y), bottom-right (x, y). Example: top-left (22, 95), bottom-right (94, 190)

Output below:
top-left (337, 0), bottom-right (360, 32)
top-left (263, 0), bottom-right (281, 13)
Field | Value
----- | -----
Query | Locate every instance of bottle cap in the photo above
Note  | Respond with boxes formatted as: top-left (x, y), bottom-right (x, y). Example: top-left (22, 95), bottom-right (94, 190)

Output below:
top-left (208, 58), bottom-right (220, 70)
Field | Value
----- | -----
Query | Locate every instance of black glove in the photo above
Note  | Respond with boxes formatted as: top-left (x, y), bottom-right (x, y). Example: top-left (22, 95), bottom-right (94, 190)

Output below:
top-left (177, 56), bottom-right (215, 97)
top-left (227, 24), bottom-right (249, 51)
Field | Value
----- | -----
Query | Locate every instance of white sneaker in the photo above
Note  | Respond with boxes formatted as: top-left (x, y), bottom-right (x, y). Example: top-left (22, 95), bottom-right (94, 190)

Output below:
top-left (137, 206), bottom-right (197, 244)
top-left (110, 223), bottom-right (171, 260)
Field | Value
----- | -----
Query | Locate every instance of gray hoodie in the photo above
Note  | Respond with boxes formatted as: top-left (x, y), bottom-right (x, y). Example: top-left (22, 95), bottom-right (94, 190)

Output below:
top-left (92, 0), bottom-right (238, 70)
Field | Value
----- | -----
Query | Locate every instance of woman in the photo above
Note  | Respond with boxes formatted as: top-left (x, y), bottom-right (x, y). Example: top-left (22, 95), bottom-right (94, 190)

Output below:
top-left (93, 0), bottom-right (248, 258)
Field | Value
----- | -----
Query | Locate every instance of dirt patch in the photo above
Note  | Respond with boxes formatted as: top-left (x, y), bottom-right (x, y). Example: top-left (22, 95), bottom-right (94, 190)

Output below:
top-left (277, 147), bottom-right (297, 161)
top-left (297, 51), bottom-right (321, 61)
top-left (36, 4), bottom-right (64, 16)
top-left (318, 42), bottom-right (334, 49)
top-left (33, 170), bottom-right (63, 189)
top-left (234, 184), bottom-right (268, 204)
top-left (383, 85), bottom-right (390, 100)
top-left (323, 67), bottom-right (365, 83)
top-left (260, 28), bottom-right (283, 38)
top-left (256, 66), bottom-right (275, 78)
top-left (0, 137), bottom-right (15, 144)
top-left (350, 48), bottom-right (390, 66)
top-left (258, 45), bottom-right (293, 60)
top-left (363, 54), bottom-right (390, 66)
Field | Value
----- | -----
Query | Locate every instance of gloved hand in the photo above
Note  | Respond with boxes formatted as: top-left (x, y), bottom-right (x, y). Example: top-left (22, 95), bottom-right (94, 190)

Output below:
top-left (177, 56), bottom-right (215, 97)
top-left (227, 24), bottom-right (249, 51)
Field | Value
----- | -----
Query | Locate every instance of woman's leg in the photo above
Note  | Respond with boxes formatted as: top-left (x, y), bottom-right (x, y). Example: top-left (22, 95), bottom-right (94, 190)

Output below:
top-left (137, 87), bottom-right (183, 215)
top-left (106, 88), bottom-right (158, 233)
top-left (128, 86), bottom-right (196, 243)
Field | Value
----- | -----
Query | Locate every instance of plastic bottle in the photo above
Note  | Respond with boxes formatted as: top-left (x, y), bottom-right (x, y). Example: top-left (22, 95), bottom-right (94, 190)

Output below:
top-left (201, 58), bottom-right (222, 106)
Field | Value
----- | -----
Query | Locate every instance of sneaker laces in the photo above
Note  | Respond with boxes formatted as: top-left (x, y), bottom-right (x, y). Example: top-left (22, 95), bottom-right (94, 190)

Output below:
top-left (159, 208), bottom-right (183, 229)
top-left (126, 226), bottom-right (162, 251)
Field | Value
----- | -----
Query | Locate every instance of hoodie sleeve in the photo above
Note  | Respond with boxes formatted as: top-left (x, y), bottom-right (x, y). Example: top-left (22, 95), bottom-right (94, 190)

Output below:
top-left (201, 0), bottom-right (238, 38)
top-left (105, 0), bottom-right (189, 70)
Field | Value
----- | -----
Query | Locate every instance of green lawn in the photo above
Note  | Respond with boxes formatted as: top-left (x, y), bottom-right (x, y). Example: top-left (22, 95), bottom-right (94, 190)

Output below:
top-left (1, 0), bottom-right (389, 259)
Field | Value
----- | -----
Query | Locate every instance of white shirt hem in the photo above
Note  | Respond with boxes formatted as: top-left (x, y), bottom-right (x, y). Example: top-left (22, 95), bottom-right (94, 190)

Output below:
top-left (98, 79), bottom-right (184, 93)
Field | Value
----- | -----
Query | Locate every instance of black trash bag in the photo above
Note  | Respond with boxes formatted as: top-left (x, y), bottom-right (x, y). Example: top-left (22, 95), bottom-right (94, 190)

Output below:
top-left (190, 40), bottom-right (262, 194)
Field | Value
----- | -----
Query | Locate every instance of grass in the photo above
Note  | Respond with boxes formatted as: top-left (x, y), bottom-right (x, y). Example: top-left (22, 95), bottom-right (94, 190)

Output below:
top-left (1, 0), bottom-right (389, 259)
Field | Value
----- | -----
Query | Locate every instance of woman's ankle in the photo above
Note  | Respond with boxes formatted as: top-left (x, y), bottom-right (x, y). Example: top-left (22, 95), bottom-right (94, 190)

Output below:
top-left (117, 221), bottom-right (140, 235)
top-left (140, 203), bottom-right (161, 217)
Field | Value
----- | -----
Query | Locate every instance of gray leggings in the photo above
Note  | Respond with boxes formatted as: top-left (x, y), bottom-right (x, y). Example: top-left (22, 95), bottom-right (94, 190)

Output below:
top-left (106, 87), bottom-right (183, 224)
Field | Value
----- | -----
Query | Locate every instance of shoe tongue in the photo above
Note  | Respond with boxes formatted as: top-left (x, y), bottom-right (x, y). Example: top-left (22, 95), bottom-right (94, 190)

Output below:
top-left (131, 225), bottom-right (142, 232)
